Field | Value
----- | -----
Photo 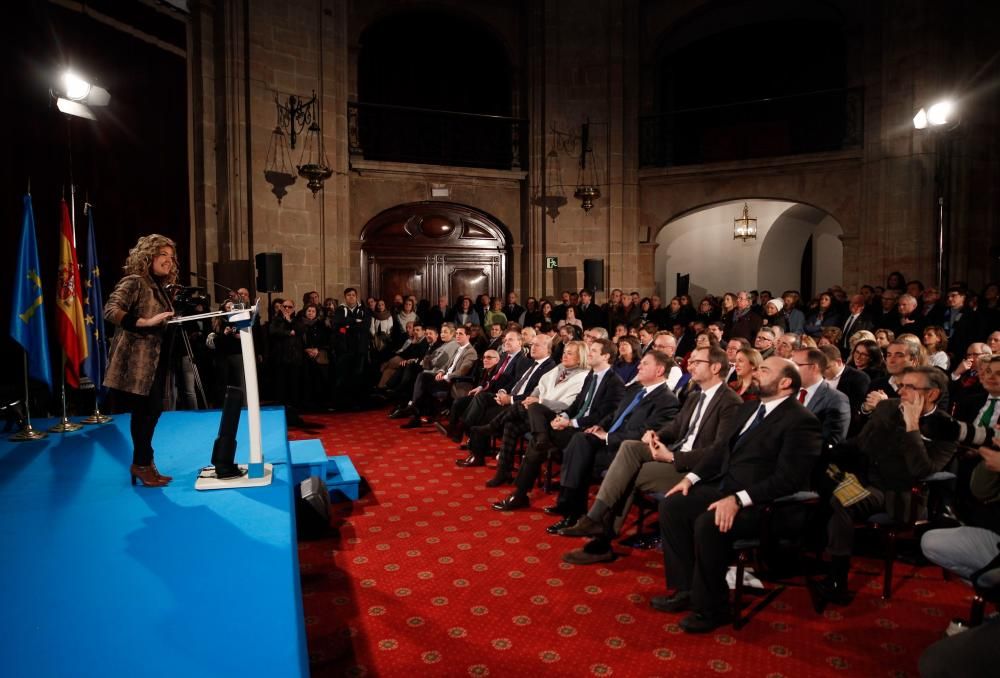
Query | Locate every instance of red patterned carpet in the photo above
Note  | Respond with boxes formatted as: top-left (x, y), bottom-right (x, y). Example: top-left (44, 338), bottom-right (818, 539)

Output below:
top-left (291, 409), bottom-right (973, 677)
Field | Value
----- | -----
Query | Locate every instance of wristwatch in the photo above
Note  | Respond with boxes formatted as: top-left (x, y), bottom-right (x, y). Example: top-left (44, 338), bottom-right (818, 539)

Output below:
top-left (732, 494), bottom-right (744, 509)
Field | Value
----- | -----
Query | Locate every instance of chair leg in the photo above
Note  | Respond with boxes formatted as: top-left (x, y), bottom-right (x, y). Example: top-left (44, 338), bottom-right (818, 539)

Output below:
top-left (733, 550), bottom-right (749, 630)
top-left (882, 531), bottom-right (896, 601)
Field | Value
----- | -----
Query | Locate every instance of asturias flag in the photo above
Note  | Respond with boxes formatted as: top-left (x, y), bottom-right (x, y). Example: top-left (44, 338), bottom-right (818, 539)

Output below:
top-left (54, 200), bottom-right (89, 388)
top-left (9, 194), bottom-right (53, 392)
top-left (81, 205), bottom-right (107, 398)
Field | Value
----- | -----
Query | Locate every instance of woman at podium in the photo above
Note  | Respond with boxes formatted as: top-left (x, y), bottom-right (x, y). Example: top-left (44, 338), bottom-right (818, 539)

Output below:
top-left (103, 234), bottom-right (177, 487)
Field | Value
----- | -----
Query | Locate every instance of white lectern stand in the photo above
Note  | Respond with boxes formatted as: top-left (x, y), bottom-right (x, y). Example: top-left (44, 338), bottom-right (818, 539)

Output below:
top-left (169, 302), bottom-right (273, 490)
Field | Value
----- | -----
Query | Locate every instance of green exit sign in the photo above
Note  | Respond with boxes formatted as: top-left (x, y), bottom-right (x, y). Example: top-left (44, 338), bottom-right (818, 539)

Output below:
top-left (545, 257), bottom-right (559, 269)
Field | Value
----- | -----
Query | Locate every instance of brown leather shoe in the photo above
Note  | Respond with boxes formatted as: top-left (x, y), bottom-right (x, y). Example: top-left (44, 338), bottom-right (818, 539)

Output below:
top-left (151, 462), bottom-right (173, 483)
top-left (130, 464), bottom-right (169, 487)
top-left (562, 547), bottom-right (615, 565)
top-left (558, 515), bottom-right (605, 538)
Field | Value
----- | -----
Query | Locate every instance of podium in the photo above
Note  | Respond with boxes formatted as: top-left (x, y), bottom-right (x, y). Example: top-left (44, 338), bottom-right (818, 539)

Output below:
top-left (169, 302), bottom-right (273, 489)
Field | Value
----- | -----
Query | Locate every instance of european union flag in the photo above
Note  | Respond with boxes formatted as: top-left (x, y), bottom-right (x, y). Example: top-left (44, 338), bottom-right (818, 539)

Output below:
top-left (9, 194), bottom-right (53, 392)
top-left (81, 205), bottom-right (107, 399)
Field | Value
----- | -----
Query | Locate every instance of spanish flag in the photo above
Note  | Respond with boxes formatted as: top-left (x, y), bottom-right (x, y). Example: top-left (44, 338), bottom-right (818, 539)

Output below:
top-left (55, 200), bottom-right (88, 387)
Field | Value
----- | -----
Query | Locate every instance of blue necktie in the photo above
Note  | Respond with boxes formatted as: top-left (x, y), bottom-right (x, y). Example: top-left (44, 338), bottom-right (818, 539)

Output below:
top-left (735, 404), bottom-right (767, 444)
top-left (608, 388), bottom-right (645, 433)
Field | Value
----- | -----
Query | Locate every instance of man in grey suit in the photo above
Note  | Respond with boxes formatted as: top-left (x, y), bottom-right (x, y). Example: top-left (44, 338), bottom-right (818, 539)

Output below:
top-left (559, 345), bottom-right (743, 564)
top-left (793, 348), bottom-right (851, 447)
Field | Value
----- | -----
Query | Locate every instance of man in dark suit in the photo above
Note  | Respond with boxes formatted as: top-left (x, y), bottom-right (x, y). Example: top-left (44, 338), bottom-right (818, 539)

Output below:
top-left (492, 338), bottom-right (626, 511)
top-left (557, 345), bottom-right (743, 563)
top-left (424, 295), bottom-right (452, 329)
top-left (793, 348), bottom-right (851, 447)
top-left (896, 294), bottom-right (925, 336)
top-left (457, 335), bottom-right (556, 467)
top-left (819, 345), bottom-right (870, 436)
top-left (577, 290), bottom-right (605, 330)
top-left (440, 329), bottom-right (527, 443)
top-left (503, 291), bottom-right (524, 325)
top-left (656, 357), bottom-right (822, 633)
top-left (943, 285), bottom-right (983, 362)
top-left (725, 291), bottom-right (763, 342)
top-left (811, 366), bottom-right (957, 607)
top-left (539, 350), bottom-right (681, 521)
top-left (839, 295), bottom-right (875, 358)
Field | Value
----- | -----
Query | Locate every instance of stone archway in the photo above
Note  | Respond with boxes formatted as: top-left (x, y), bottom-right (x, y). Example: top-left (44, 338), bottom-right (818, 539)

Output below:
top-left (360, 201), bottom-right (511, 303)
top-left (653, 199), bottom-right (843, 301)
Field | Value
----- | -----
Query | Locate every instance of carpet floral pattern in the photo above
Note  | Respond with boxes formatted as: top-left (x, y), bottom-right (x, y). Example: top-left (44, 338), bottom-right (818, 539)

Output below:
top-left (291, 410), bottom-right (974, 677)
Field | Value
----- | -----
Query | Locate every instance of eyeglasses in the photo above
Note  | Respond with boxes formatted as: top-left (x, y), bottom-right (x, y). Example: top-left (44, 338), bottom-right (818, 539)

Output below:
top-left (897, 383), bottom-right (932, 392)
top-left (793, 362), bottom-right (816, 368)
top-left (282, 305), bottom-right (294, 309)
top-left (687, 359), bottom-right (710, 365)
top-left (756, 336), bottom-right (773, 342)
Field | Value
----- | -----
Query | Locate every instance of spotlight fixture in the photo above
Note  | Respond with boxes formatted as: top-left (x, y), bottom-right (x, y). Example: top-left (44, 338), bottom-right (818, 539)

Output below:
top-left (53, 69), bottom-right (110, 120)
top-left (913, 99), bottom-right (957, 130)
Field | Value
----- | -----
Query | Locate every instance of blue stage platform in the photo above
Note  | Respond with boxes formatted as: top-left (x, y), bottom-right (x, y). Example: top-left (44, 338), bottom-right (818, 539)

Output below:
top-left (0, 407), bottom-right (309, 678)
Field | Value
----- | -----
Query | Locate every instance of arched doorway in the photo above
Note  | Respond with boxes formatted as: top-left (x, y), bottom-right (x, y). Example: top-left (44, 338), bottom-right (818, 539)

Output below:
top-left (360, 202), bottom-right (511, 302)
top-left (654, 199), bottom-right (843, 301)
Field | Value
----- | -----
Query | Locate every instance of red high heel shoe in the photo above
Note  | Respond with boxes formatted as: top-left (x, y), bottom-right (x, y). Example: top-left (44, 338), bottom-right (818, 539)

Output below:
top-left (130, 464), bottom-right (169, 487)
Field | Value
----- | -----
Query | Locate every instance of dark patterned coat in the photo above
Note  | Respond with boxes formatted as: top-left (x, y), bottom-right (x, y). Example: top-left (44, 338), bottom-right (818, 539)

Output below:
top-left (103, 274), bottom-right (173, 396)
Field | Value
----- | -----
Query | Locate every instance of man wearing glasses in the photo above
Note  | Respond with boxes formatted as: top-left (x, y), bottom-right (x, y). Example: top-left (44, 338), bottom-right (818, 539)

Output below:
top-left (791, 348), bottom-right (850, 448)
top-left (811, 366), bottom-right (957, 607)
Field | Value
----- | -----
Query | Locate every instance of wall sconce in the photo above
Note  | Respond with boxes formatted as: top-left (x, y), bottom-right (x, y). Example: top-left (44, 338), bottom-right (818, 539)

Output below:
top-left (271, 90), bottom-right (332, 197)
top-left (733, 202), bottom-right (758, 241)
top-left (531, 147), bottom-right (568, 221)
top-left (263, 125), bottom-right (296, 204)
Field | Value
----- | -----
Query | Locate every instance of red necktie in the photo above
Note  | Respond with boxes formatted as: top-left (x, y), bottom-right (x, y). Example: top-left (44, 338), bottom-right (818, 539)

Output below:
top-left (798, 388), bottom-right (807, 404)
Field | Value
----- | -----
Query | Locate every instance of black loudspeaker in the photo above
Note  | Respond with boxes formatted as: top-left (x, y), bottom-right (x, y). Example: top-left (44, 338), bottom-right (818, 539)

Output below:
top-left (295, 476), bottom-right (331, 539)
top-left (255, 252), bottom-right (283, 292)
top-left (583, 259), bottom-right (605, 292)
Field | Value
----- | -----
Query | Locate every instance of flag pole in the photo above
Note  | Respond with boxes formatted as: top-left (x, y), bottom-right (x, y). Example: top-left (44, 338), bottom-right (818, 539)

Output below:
top-left (9, 352), bottom-right (46, 442)
top-left (51, 186), bottom-right (82, 432)
top-left (49, 352), bottom-right (82, 433)
top-left (80, 200), bottom-right (110, 425)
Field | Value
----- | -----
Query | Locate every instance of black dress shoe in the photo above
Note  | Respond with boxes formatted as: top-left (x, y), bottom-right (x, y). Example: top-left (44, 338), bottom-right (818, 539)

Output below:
top-left (485, 470), bottom-right (513, 487)
top-left (388, 406), bottom-right (411, 419)
top-left (492, 493), bottom-right (529, 511)
top-left (543, 504), bottom-right (569, 516)
top-left (400, 417), bottom-right (423, 429)
top-left (679, 610), bottom-right (731, 634)
top-left (650, 591), bottom-right (692, 613)
top-left (456, 455), bottom-right (485, 467)
top-left (546, 516), bottom-right (578, 534)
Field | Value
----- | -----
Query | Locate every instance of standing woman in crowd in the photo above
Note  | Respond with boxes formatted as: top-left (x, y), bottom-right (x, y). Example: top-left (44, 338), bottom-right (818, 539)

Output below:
top-left (695, 296), bottom-right (719, 324)
top-left (873, 328), bottom-right (895, 354)
top-left (369, 298), bottom-right (396, 367)
top-left (298, 303), bottom-right (331, 410)
top-left (886, 271), bottom-right (907, 293)
top-left (484, 297), bottom-right (508, 328)
top-left (730, 347), bottom-right (762, 401)
top-left (558, 305), bottom-right (583, 331)
top-left (104, 234), bottom-right (178, 487)
top-left (455, 296), bottom-right (480, 327)
top-left (395, 298), bottom-right (418, 339)
top-left (520, 297), bottom-right (541, 327)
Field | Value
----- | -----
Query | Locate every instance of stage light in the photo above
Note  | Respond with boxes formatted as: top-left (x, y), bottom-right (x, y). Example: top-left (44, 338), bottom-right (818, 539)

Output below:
top-left (53, 69), bottom-right (111, 120)
top-left (927, 100), bottom-right (954, 126)
top-left (62, 71), bottom-right (91, 101)
top-left (913, 108), bottom-right (928, 130)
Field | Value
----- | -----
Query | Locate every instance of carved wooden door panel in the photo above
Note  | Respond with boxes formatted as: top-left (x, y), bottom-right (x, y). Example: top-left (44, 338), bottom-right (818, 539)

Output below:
top-left (448, 267), bottom-right (490, 300)
top-left (360, 202), bottom-right (510, 303)
top-left (380, 266), bottom-right (424, 301)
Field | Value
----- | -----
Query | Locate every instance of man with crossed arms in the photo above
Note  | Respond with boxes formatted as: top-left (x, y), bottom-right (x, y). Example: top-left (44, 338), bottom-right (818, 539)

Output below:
top-left (558, 345), bottom-right (742, 564)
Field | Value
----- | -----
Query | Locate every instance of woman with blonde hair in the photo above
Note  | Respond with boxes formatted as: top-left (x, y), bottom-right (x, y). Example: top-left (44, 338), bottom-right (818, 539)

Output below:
top-left (848, 329), bottom-right (877, 351)
top-left (104, 234), bottom-right (179, 487)
top-left (730, 347), bottom-right (762, 401)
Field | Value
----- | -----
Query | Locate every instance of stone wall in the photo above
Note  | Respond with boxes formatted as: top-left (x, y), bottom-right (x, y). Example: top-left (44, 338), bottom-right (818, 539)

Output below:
top-left (188, 0), bottom-right (999, 306)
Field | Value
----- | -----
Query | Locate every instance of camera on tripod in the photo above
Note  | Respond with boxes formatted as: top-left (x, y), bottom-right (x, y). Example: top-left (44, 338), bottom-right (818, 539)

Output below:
top-left (167, 284), bottom-right (210, 316)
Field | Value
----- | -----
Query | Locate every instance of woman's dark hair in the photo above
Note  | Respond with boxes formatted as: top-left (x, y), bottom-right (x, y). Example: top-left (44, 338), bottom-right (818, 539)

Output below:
top-left (886, 271), bottom-right (906, 291)
top-left (616, 336), bottom-right (641, 363)
top-left (852, 339), bottom-right (885, 369)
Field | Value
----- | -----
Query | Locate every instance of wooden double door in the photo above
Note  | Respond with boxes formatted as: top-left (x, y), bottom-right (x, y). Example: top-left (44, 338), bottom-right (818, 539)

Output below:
top-left (361, 202), bottom-right (510, 303)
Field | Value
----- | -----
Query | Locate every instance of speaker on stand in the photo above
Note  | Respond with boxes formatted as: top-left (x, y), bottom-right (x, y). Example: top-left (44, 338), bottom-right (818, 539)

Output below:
top-left (254, 252), bottom-right (283, 319)
top-left (583, 259), bottom-right (605, 295)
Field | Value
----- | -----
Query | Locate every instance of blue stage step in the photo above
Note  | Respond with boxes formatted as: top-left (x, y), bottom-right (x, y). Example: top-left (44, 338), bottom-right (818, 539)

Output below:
top-left (288, 439), bottom-right (360, 502)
